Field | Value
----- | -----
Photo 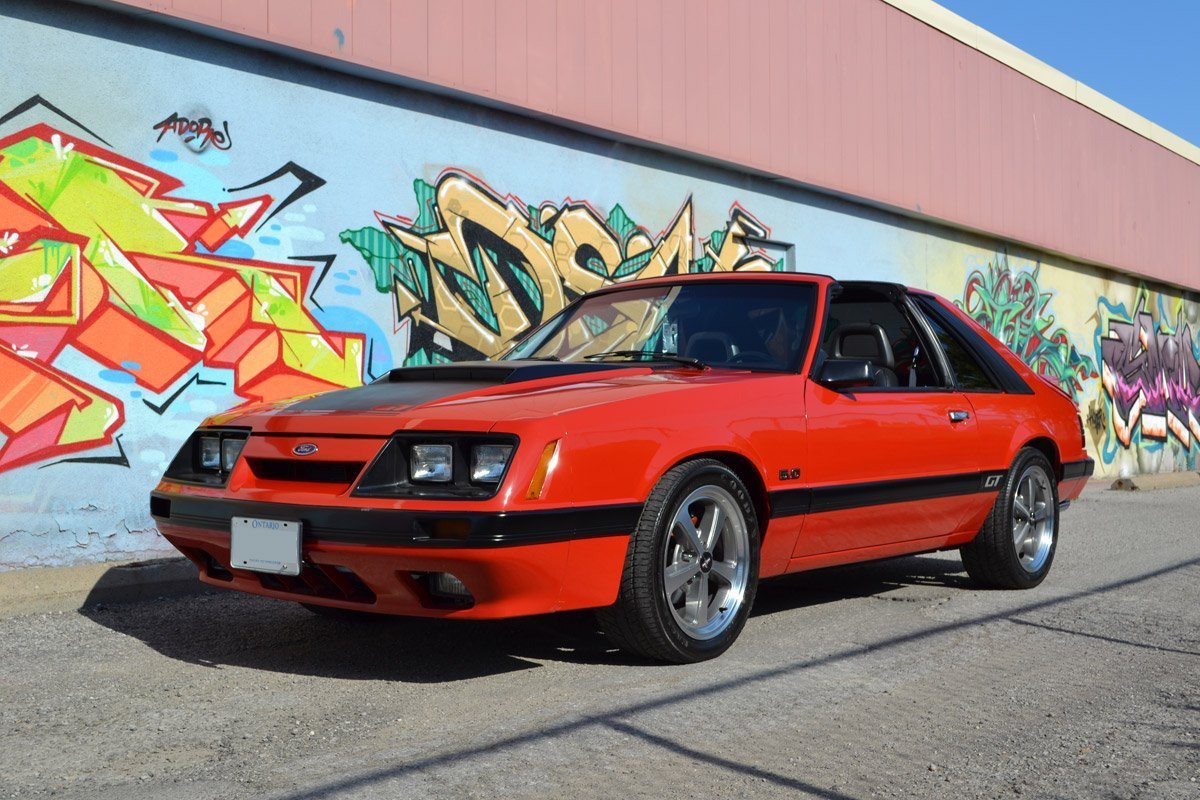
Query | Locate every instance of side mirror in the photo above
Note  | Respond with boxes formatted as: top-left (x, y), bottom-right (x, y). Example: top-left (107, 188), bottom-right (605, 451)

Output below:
top-left (816, 357), bottom-right (876, 390)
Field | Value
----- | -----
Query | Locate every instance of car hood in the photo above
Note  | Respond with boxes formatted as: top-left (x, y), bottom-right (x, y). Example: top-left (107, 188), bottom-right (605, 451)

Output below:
top-left (204, 360), bottom-right (766, 434)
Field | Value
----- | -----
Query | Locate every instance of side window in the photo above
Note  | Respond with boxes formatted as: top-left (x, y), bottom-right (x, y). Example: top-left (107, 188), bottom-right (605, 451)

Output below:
top-left (821, 287), bottom-right (944, 389)
top-left (920, 308), bottom-right (998, 391)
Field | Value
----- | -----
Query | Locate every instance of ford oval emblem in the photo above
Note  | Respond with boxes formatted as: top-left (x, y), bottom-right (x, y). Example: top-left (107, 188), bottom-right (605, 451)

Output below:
top-left (292, 443), bottom-right (319, 456)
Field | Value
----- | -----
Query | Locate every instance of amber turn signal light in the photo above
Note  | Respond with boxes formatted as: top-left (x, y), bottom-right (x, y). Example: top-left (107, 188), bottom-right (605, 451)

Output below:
top-left (525, 440), bottom-right (561, 499)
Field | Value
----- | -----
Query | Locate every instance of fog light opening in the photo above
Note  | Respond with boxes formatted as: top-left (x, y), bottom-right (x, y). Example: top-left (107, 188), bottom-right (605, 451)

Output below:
top-left (431, 572), bottom-right (471, 601)
top-left (411, 571), bottom-right (475, 608)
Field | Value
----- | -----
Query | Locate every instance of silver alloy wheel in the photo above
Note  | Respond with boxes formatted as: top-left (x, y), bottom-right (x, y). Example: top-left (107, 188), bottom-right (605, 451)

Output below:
top-left (1012, 465), bottom-right (1055, 573)
top-left (662, 485), bottom-right (750, 640)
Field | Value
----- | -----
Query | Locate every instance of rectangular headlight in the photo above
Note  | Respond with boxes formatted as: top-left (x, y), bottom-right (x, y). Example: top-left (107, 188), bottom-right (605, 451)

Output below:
top-left (164, 428), bottom-right (249, 486)
top-left (410, 444), bottom-right (453, 482)
top-left (198, 436), bottom-right (221, 470)
top-left (471, 444), bottom-right (513, 483)
top-left (221, 438), bottom-right (245, 472)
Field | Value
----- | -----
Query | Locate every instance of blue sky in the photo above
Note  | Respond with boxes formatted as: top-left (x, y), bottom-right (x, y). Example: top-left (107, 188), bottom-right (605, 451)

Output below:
top-left (936, 0), bottom-right (1200, 146)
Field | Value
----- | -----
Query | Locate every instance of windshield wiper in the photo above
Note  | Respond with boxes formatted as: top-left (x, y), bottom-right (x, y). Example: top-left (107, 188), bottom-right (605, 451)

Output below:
top-left (583, 350), bottom-right (706, 370)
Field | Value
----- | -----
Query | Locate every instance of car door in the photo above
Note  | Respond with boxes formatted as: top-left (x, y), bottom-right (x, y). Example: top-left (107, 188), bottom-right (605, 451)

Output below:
top-left (791, 285), bottom-right (982, 559)
top-left (912, 293), bottom-right (1037, 534)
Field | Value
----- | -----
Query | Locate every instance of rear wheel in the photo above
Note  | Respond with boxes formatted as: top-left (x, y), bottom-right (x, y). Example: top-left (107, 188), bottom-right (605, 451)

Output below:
top-left (597, 459), bottom-right (760, 663)
top-left (961, 448), bottom-right (1059, 589)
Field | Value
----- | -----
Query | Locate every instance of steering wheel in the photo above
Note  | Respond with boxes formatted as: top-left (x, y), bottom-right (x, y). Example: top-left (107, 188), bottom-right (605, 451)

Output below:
top-left (729, 351), bottom-right (776, 365)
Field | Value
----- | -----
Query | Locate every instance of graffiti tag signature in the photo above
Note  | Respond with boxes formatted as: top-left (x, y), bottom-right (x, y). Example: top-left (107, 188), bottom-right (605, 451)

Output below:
top-left (151, 112), bottom-right (232, 151)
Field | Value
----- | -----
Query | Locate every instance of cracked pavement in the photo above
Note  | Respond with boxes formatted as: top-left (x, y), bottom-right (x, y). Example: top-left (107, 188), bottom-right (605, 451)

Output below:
top-left (1, 483), bottom-right (1197, 799)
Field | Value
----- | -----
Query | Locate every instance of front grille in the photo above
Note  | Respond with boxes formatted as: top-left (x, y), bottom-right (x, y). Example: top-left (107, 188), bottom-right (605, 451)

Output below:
top-left (185, 541), bottom-right (375, 603)
top-left (246, 458), bottom-right (365, 485)
top-left (174, 544), bottom-right (233, 581)
top-left (258, 563), bottom-right (376, 604)
top-left (206, 555), bottom-right (234, 581)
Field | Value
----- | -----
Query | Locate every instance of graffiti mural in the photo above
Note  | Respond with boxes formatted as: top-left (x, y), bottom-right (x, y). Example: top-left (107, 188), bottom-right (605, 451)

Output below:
top-left (1096, 289), bottom-right (1200, 465)
top-left (0, 123), bottom-right (363, 472)
top-left (11, 1), bottom-right (1200, 573)
top-left (340, 172), bottom-right (782, 363)
top-left (958, 256), bottom-right (1097, 399)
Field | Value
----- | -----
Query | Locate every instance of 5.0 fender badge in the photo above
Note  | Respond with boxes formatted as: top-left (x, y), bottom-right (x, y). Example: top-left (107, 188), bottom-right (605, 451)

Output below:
top-left (293, 443), bottom-right (319, 456)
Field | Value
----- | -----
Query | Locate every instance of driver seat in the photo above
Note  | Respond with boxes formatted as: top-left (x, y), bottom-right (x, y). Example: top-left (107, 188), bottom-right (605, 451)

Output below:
top-left (685, 332), bottom-right (737, 363)
top-left (832, 323), bottom-right (898, 387)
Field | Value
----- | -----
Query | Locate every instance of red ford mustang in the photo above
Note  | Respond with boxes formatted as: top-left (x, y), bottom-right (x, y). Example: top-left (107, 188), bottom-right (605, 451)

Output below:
top-left (151, 273), bottom-right (1092, 662)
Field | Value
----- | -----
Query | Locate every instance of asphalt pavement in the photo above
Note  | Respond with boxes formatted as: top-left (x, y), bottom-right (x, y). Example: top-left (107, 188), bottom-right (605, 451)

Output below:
top-left (1, 483), bottom-right (1197, 799)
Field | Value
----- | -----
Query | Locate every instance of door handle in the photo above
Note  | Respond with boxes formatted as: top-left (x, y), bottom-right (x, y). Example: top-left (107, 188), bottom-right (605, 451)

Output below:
top-left (948, 410), bottom-right (971, 423)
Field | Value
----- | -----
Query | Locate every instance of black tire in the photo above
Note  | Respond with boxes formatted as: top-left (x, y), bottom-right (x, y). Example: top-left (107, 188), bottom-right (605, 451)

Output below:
top-left (961, 447), bottom-right (1059, 589)
top-left (596, 459), bottom-right (760, 663)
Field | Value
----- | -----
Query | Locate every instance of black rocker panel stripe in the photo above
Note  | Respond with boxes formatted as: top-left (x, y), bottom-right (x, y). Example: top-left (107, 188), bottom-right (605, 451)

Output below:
top-left (769, 470), bottom-right (1009, 519)
top-left (1061, 459), bottom-right (1095, 480)
top-left (155, 461), bottom-right (1095, 544)
top-left (151, 492), bottom-right (641, 548)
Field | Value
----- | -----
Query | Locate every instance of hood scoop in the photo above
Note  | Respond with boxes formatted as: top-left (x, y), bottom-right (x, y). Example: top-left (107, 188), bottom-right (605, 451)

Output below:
top-left (382, 360), bottom-right (628, 384)
top-left (283, 361), bottom-right (630, 414)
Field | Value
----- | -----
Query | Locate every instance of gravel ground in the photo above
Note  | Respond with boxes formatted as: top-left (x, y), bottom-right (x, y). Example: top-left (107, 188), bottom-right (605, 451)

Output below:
top-left (1, 484), bottom-right (1197, 800)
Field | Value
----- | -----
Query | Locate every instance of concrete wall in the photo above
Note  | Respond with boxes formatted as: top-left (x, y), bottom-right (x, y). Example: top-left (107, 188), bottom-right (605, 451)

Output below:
top-left (1, 1), bottom-right (1197, 569)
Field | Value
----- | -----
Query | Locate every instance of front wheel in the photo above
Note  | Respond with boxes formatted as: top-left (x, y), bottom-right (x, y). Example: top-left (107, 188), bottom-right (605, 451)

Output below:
top-left (597, 459), bottom-right (760, 663)
top-left (961, 447), bottom-right (1059, 589)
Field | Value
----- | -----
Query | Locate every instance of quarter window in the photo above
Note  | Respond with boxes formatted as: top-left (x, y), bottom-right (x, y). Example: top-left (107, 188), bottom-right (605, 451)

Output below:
top-left (921, 310), bottom-right (998, 391)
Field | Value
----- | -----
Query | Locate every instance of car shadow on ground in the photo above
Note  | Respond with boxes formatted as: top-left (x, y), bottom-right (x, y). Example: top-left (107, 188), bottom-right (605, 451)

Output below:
top-left (77, 553), bottom-right (971, 683)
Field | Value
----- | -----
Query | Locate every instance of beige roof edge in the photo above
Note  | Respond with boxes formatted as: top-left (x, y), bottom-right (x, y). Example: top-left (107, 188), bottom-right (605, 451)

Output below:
top-left (882, 0), bottom-right (1200, 166)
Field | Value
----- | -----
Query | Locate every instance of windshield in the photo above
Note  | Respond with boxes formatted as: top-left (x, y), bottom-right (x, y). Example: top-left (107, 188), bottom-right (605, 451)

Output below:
top-left (505, 281), bottom-right (819, 371)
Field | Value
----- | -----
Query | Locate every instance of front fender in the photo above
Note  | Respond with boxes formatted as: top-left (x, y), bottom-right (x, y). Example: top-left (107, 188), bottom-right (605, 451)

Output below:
top-left (529, 375), bottom-right (805, 506)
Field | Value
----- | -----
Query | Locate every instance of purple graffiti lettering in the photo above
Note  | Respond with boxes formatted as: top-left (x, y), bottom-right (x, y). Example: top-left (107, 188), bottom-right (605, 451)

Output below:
top-left (1099, 296), bottom-right (1200, 451)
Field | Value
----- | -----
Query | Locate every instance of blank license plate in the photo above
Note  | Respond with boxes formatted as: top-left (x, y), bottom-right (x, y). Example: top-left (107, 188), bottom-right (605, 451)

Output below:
top-left (230, 517), bottom-right (301, 576)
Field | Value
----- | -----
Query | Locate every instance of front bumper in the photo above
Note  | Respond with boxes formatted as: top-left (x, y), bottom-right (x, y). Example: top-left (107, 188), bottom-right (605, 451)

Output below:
top-left (151, 491), bottom-right (638, 618)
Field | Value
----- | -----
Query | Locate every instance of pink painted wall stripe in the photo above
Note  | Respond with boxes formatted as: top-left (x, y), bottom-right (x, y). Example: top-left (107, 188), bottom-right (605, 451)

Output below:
top-left (99, 0), bottom-right (1200, 292)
